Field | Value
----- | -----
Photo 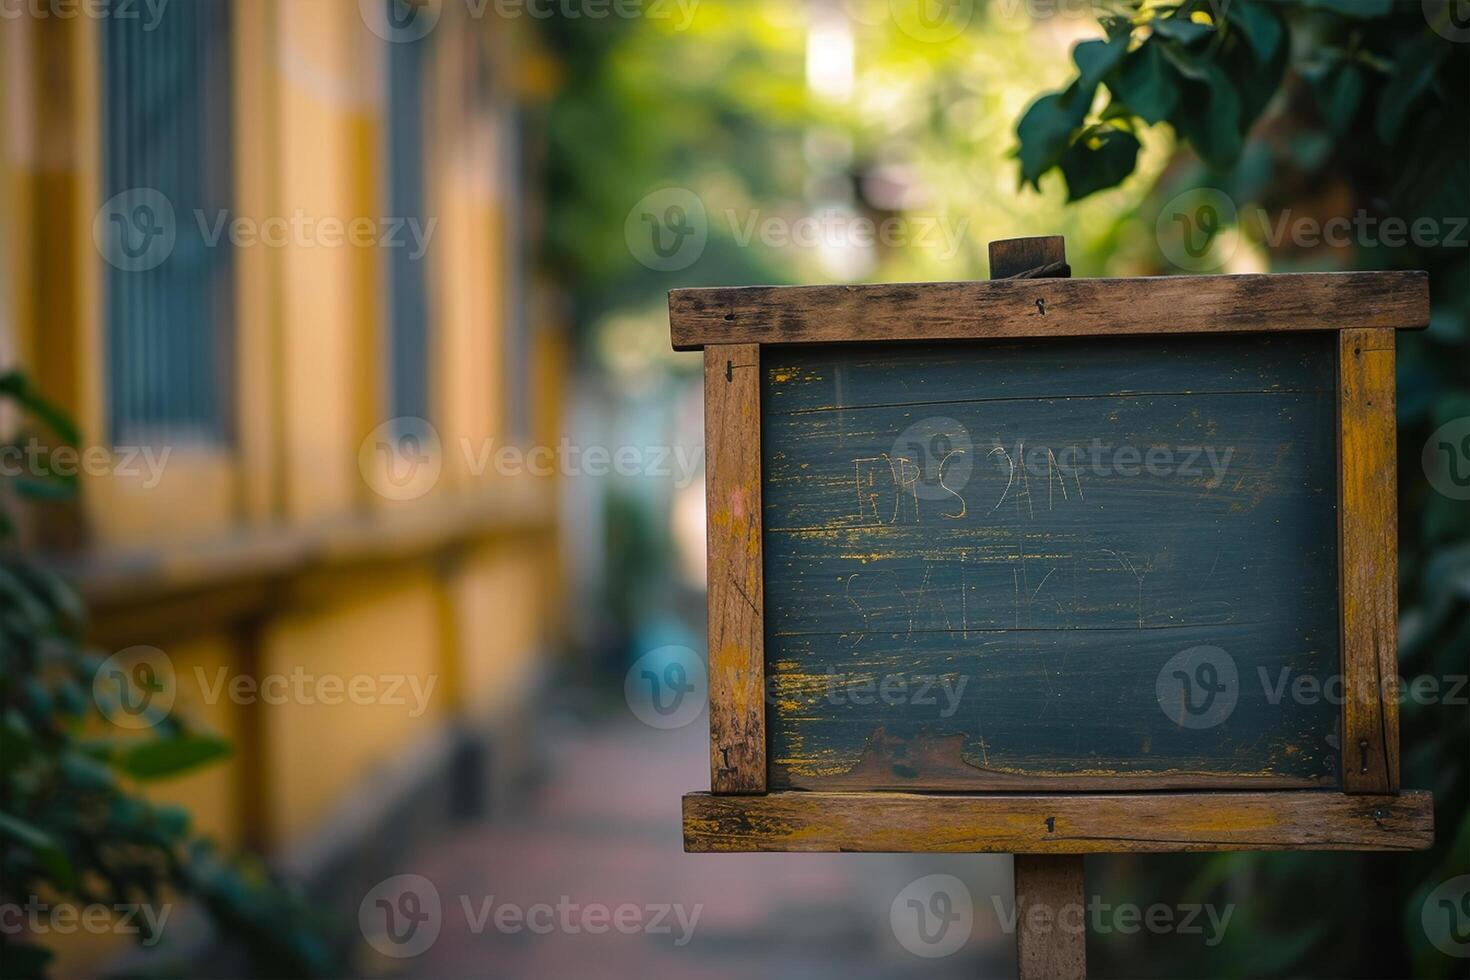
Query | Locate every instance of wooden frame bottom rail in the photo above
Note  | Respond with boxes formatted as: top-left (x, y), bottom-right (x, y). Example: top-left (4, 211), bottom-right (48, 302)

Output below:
top-left (683, 790), bottom-right (1433, 854)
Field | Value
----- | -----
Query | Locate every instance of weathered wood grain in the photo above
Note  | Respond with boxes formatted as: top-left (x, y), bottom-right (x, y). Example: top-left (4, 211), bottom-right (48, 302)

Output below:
top-left (1339, 327), bottom-right (1400, 793)
top-left (668, 272), bottom-right (1429, 350)
top-left (682, 789), bottom-right (1435, 853)
top-left (990, 236), bottom-right (1068, 280)
top-left (761, 336), bottom-right (1342, 790)
top-left (1015, 855), bottom-right (1087, 980)
top-left (703, 343), bottom-right (766, 793)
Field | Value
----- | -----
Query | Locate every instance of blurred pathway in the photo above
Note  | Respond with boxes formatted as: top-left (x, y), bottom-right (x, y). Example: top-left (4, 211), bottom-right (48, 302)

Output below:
top-left (395, 713), bottom-right (1015, 979)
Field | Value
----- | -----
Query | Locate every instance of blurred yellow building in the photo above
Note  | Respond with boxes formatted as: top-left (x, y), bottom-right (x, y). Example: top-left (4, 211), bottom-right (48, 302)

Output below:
top-left (2, 1), bottom-right (565, 971)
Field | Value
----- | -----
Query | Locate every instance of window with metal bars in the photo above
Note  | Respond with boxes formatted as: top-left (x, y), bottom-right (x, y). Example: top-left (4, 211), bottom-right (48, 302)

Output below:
top-left (100, 0), bottom-right (234, 449)
top-left (385, 0), bottom-right (432, 425)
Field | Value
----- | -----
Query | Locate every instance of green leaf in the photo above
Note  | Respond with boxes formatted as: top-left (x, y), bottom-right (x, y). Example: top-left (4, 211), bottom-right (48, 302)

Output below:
top-left (1312, 61), bottom-right (1364, 133)
top-left (0, 940), bottom-right (55, 979)
top-left (1301, 0), bottom-right (1393, 18)
top-left (1226, 0), bottom-right (1285, 63)
top-left (60, 749), bottom-right (116, 791)
top-left (1, 708), bottom-right (36, 766)
top-left (115, 733), bottom-right (233, 781)
top-left (0, 811), bottom-right (77, 890)
top-left (1017, 32), bottom-right (1130, 188)
top-left (152, 803), bottom-right (192, 839)
top-left (1157, 38), bottom-right (1211, 81)
top-left (1228, 26), bottom-right (1290, 129)
top-left (0, 372), bottom-right (81, 445)
top-left (1016, 91), bottom-right (1083, 187)
top-left (1099, 14), bottom-right (1132, 39)
top-left (1377, 40), bottom-right (1446, 145)
top-left (11, 469), bottom-right (79, 499)
top-left (1172, 64), bottom-right (1245, 170)
top-left (1150, 14), bottom-right (1215, 45)
top-left (1073, 32), bottom-right (1129, 92)
top-left (1110, 42), bottom-right (1180, 124)
top-left (1059, 128), bottom-right (1142, 201)
top-left (0, 565), bottom-right (51, 631)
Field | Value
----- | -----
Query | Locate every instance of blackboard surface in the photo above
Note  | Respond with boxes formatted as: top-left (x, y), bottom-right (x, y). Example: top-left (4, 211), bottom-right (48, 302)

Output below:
top-left (761, 333), bottom-right (1341, 791)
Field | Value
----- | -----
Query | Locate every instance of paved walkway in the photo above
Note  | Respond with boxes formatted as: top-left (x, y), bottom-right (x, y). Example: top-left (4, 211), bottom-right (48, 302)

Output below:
top-left (393, 714), bottom-right (1016, 979)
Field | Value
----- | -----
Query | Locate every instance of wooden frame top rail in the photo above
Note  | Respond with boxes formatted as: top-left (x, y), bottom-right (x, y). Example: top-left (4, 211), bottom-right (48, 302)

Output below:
top-left (669, 271), bottom-right (1429, 350)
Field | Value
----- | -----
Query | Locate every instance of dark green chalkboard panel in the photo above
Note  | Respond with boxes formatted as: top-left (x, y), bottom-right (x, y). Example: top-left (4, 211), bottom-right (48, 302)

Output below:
top-left (761, 335), bottom-right (1341, 791)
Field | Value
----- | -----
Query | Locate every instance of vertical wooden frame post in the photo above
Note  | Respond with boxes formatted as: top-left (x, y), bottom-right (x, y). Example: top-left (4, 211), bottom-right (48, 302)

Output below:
top-left (1015, 856), bottom-right (1088, 980)
top-left (990, 238), bottom-right (1089, 980)
top-left (703, 343), bottom-right (767, 794)
top-left (1339, 327), bottom-right (1400, 793)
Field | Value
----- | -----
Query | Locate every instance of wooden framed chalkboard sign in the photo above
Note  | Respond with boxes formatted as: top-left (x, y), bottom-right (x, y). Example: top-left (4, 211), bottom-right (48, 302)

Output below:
top-left (671, 238), bottom-right (1433, 978)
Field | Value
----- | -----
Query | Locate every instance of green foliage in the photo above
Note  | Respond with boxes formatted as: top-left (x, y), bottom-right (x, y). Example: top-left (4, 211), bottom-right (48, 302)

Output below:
top-left (1013, 3), bottom-right (1468, 978)
top-left (0, 374), bottom-right (335, 979)
top-left (1017, 0), bottom-right (1296, 192)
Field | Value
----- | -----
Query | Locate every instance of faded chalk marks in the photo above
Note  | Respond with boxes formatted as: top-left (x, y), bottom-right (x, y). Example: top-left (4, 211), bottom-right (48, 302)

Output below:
top-left (761, 334), bottom-right (1341, 790)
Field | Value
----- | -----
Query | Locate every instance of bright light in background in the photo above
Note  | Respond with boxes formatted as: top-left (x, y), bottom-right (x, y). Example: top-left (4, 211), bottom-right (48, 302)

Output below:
top-left (805, 4), bottom-right (868, 280)
top-left (806, 4), bottom-right (854, 103)
top-left (673, 476), bottom-right (707, 588)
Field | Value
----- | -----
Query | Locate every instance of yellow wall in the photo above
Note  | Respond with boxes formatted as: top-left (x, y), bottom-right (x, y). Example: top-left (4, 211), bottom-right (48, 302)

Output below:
top-left (262, 567), bottom-right (445, 839)
top-left (139, 636), bottom-right (248, 846)
top-left (3, 4), bottom-right (563, 974)
top-left (275, 0), bottom-right (378, 521)
top-left (455, 540), bottom-right (547, 717)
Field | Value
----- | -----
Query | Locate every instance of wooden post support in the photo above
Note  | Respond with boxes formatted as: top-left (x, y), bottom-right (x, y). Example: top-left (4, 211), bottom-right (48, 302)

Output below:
top-left (1016, 855), bottom-right (1087, 980)
top-left (992, 237), bottom-right (1088, 980)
